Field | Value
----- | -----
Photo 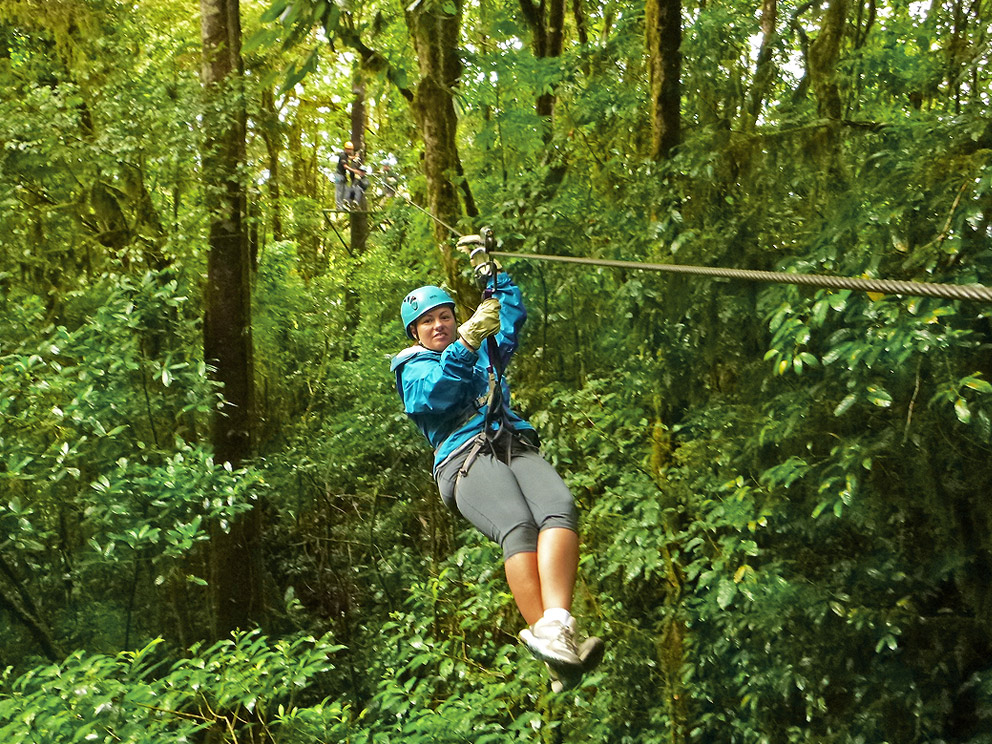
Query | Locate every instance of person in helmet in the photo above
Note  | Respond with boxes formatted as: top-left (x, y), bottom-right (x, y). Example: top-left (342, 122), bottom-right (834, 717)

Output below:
top-left (390, 236), bottom-right (604, 692)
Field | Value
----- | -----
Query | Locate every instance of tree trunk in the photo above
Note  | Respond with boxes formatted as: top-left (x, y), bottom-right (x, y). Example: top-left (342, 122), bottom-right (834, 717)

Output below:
top-left (288, 115), bottom-right (306, 196)
top-left (0, 555), bottom-right (60, 661)
top-left (646, 0), bottom-right (682, 160)
top-left (404, 0), bottom-right (478, 300)
top-left (572, 0), bottom-right (590, 76)
top-left (332, 3), bottom-right (475, 297)
top-left (809, 0), bottom-right (848, 120)
top-left (259, 87), bottom-right (284, 241)
top-left (350, 74), bottom-right (370, 255)
top-left (199, 0), bottom-right (261, 638)
top-left (518, 0), bottom-right (566, 124)
top-left (518, 0), bottom-right (571, 196)
top-left (743, 0), bottom-right (778, 130)
top-left (572, 0), bottom-right (588, 46)
top-left (341, 72), bottom-right (370, 361)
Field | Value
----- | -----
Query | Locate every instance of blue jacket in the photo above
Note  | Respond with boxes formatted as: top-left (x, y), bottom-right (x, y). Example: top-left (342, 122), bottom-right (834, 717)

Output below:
top-left (390, 271), bottom-right (536, 473)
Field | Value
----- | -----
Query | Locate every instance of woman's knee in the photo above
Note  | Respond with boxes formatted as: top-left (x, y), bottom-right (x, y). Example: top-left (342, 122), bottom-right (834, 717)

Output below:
top-left (502, 522), bottom-right (539, 560)
top-left (540, 506), bottom-right (578, 533)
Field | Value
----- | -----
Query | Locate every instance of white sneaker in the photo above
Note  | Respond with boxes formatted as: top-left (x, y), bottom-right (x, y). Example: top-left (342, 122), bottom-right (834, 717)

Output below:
top-left (519, 616), bottom-right (583, 671)
top-left (578, 634), bottom-right (605, 673)
top-left (545, 633), bottom-right (605, 692)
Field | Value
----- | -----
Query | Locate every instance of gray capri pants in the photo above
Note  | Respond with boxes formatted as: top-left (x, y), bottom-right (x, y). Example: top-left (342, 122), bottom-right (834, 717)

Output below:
top-left (435, 436), bottom-right (579, 561)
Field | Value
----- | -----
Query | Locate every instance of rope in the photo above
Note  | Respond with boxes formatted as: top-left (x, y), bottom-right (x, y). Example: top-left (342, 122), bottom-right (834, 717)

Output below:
top-left (490, 251), bottom-right (992, 304)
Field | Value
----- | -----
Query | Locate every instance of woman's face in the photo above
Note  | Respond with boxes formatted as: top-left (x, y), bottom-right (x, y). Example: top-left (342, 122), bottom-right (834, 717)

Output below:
top-left (414, 306), bottom-right (457, 352)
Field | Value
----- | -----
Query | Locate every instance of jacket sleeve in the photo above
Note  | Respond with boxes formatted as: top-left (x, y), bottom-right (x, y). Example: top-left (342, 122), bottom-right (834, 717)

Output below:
top-left (489, 270), bottom-right (526, 371)
top-left (397, 341), bottom-right (481, 416)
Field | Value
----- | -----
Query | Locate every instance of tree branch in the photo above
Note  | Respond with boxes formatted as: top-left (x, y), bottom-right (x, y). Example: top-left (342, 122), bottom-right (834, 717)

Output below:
top-left (334, 23), bottom-right (414, 103)
top-left (0, 557), bottom-right (61, 661)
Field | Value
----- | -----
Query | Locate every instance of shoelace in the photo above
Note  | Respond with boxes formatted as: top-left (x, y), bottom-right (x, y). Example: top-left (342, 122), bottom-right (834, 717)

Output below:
top-left (551, 624), bottom-right (580, 656)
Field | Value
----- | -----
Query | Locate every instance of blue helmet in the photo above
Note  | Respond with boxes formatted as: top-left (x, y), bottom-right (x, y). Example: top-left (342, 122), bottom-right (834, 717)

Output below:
top-left (400, 285), bottom-right (455, 339)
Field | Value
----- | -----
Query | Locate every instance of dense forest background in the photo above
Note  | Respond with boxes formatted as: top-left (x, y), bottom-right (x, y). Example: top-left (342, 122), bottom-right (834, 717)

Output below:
top-left (2, 0), bottom-right (992, 741)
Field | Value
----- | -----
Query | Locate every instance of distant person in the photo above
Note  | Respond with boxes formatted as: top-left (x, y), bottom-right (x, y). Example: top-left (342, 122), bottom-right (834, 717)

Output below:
top-left (347, 158), bottom-right (369, 211)
top-left (379, 163), bottom-right (398, 200)
top-left (389, 235), bottom-right (605, 692)
top-left (335, 141), bottom-right (367, 210)
top-left (335, 141), bottom-right (355, 210)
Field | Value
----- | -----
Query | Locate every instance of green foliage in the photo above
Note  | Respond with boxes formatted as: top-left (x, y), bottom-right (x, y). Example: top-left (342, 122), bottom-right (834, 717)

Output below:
top-left (0, 270), bottom-right (266, 658)
top-left (0, 631), bottom-right (347, 743)
top-left (85, 443), bottom-right (260, 564)
top-left (0, 1), bottom-right (204, 295)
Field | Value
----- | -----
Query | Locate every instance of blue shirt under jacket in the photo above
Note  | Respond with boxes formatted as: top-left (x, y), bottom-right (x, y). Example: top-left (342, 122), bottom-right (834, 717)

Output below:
top-left (390, 271), bottom-right (536, 474)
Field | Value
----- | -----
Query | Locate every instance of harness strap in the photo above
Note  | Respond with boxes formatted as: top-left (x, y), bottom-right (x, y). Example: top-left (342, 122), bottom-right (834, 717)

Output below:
top-left (455, 433), bottom-right (487, 491)
top-left (453, 427), bottom-right (523, 491)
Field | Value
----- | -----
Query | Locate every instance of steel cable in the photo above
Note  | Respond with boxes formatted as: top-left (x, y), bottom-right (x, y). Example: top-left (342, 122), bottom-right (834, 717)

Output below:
top-left (490, 251), bottom-right (992, 304)
top-left (368, 172), bottom-right (991, 304)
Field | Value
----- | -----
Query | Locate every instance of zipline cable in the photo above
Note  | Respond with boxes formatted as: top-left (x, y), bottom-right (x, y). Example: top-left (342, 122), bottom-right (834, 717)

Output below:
top-left (366, 171), bottom-right (464, 237)
top-left (490, 251), bottom-right (992, 304)
top-left (403, 199), bottom-right (463, 238)
top-left (366, 170), bottom-right (992, 304)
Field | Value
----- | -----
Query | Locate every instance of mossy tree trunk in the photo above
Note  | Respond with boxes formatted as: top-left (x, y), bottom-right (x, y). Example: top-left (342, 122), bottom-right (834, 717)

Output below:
top-left (405, 0), bottom-right (478, 303)
top-left (199, 0), bottom-right (262, 638)
top-left (646, 0), bottom-right (681, 160)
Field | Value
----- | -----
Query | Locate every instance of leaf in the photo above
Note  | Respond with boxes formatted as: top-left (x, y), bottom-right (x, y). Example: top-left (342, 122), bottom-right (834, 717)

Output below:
top-left (954, 397), bottom-right (971, 423)
top-left (834, 394), bottom-right (857, 416)
top-left (278, 47), bottom-right (320, 94)
top-left (866, 386), bottom-right (892, 408)
top-left (260, 0), bottom-right (290, 23)
top-left (822, 344), bottom-right (846, 365)
top-left (963, 377), bottom-right (992, 393)
top-left (828, 291), bottom-right (850, 311)
top-left (716, 578), bottom-right (737, 609)
top-left (243, 28), bottom-right (281, 54)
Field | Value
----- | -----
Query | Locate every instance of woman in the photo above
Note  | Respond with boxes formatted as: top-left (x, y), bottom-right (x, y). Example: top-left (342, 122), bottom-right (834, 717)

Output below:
top-left (390, 235), bottom-right (604, 692)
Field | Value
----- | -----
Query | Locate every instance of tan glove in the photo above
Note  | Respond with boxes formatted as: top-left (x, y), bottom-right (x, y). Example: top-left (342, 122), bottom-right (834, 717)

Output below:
top-left (456, 234), bottom-right (501, 277)
top-left (458, 298), bottom-right (501, 350)
top-left (456, 234), bottom-right (488, 267)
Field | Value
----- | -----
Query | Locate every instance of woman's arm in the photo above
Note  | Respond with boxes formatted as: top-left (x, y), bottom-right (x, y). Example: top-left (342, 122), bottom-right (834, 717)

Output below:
top-left (489, 271), bottom-right (526, 369)
top-left (399, 342), bottom-right (481, 415)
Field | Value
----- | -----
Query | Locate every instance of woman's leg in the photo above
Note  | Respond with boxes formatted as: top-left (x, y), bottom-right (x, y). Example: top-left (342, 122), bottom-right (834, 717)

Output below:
top-left (504, 551), bottom-right (543, 625)
top-left (504, 527), bottom-right (578, 626)
top-left (446, 450), bottom-right (582, 621)
top-left (439, 452), bottom-right (546, 623)
top-left (505, 449), bottom-right (579, 613)
top-left (537, 526), bottom-right (579, 614)
top-left (438, 446), bottom-right (591, 675)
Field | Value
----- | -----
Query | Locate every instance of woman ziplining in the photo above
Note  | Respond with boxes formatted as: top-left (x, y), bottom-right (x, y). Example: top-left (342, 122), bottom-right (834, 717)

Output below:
top-left (389, 232), bottom-right (605, 693)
